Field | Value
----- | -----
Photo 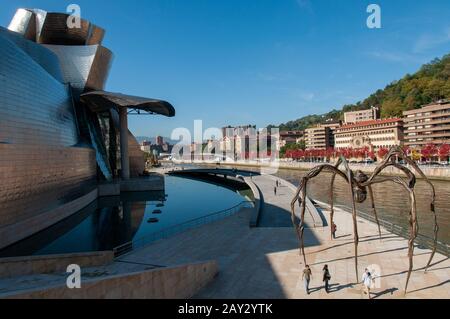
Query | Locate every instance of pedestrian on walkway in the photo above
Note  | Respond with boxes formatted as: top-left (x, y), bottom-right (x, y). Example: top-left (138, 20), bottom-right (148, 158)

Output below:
top-left (361, 268), bottom-right (373, 299)
top-left (276, 180), bottom-right (279, 187)
top-left (274, 186), bottom-right (277, 196)
top-left (331, 222), bottom-right (337, 239)
top-left (302, 265), bottom-right (312, 294)
top-left (322, 265), bottom-right (331, 293)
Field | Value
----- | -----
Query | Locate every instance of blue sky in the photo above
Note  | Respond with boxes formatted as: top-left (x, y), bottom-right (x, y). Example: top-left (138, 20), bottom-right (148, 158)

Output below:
top-left (1, 0), bottom-right (450, 138)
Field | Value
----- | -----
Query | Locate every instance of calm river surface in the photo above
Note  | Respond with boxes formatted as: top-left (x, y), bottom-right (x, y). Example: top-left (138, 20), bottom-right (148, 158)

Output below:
top-left (0, 176), bottom-right (251, 257)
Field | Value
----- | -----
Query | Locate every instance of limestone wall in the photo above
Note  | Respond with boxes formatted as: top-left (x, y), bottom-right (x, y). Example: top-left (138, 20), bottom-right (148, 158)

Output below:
top-left (0, 251), bottom-right (114, 279)
top-left (244, 177), bottom-right (262, 227)
top-left (4, 260), bottom-right (218, 299)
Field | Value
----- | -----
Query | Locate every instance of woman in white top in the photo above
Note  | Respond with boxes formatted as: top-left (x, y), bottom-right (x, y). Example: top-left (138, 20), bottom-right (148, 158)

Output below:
top-left (361, 268), bottom-right (373, 299)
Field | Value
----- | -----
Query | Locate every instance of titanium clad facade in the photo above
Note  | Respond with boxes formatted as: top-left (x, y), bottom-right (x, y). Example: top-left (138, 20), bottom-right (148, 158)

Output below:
top-left (45, 44), bottom-right (113, 94)
top-left (0, 26), bottom-right (96, 231)
top-left (0, 30), bottom-right (77, 146)
top-left (0, 27), bottom-right (63, 82)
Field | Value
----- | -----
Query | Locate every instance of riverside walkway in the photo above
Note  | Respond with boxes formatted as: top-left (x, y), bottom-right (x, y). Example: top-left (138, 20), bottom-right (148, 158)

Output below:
top-left (119, 171), bottom-right (449, 299)
top-left (1, 171), bottom-right (448, 299)
top-left (120, 201), bottom-right (450, 298)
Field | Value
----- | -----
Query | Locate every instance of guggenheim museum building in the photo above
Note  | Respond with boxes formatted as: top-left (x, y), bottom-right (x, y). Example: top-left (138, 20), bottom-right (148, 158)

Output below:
top-left (0, 9), bottom-right (175, 250)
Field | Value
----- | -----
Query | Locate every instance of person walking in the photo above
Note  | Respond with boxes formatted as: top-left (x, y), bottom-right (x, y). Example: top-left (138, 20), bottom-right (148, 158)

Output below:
top-left (331, 222), bottom-right (337, 239)
top-left (361, 268), bottom-right (373, 299)
top-left (274, 186), bottom-right (277, 196)
top-left (275, 180), bottom-right (279, 187)
top-left (322, 265), bottom-right (331, 293)
top-left (302, 265), bottom-right (312, 295)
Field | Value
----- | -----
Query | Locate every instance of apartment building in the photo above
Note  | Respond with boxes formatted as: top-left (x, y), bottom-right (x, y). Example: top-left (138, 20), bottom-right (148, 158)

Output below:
top-left (305, 121), bottom-right (340, 149)
top-left (344, 106), bottom-right (380, 124)
top-left (403, 100), bottom-right (450, 148)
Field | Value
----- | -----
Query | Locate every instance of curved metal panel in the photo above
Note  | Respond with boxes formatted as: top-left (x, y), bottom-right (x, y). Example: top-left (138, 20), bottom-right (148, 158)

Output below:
top-left (86, 46), bottom-right (113, 92)
top-left (38, 13), bottom-right (105, 45)
top-left (7, 8), bottom-right (36, 41)
top-left (44, 44), bottom-right (113, 95)
top-left (0, 26), bottom-right (63, 82)
top-left (0, 33), bottom-right (78, 146)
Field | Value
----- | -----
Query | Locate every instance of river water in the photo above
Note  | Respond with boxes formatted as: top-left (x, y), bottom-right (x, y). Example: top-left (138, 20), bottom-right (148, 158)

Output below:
top-left (274, 169), bottom-right (450, 244)
top-left (209, 164), bottom-right (450, 244)
top-left (0, 176), bottom-right (251, 257)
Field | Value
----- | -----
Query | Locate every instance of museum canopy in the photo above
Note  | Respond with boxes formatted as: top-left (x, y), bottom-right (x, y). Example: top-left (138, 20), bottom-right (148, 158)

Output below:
top-left (80, 91), bottom-right (175, 117)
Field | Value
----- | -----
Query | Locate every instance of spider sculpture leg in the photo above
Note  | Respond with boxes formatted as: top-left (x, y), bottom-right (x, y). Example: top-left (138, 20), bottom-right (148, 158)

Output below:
top-left (401, 155), bottom-right (438, 272)
top-left (290, 178), bottom-right (307, 263)
top-left (365, 146), bottom-right (438, 271)
top-left (366, 175), bottom-right (418, 294)
top-left (367, 185), bottom-right (382, 239)
top-left (298, 184), bottom-right (308, 264)
top-left (328, 157), bottom-right (344, 240)
top-left (405, 188), bottom-right (418, 294)
top-left (329, 172), bottom-right (337, 240)
top-left (341, 158), bottom-right (360, 282)
top-left (290, 177), bottom-right (310, 264)
top-left (290, 164), bottom-right (349, 265)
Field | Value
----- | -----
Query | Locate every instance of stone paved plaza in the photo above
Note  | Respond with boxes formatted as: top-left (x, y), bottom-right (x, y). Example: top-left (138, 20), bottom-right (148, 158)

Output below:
top-left (121, 176), bottom-right (450, 299)
top-left (1, 173), bottom-right (448, 299)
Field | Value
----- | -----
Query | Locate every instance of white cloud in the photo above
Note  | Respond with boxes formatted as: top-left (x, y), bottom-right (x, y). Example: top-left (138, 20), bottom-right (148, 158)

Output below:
top-left (367, 51), bottom-right (426, 64)
top-left (413, 27), bottom-right (450, 53)
top-left (298, 92), bottom-right (315, 101)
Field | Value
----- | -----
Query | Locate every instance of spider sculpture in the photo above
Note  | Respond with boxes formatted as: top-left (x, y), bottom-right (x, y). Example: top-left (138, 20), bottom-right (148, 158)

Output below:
top-left (290, 146), bottom-right (439, 294)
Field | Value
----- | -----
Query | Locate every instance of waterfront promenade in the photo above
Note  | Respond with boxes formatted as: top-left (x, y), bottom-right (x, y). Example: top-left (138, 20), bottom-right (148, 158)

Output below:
top-left (119, 173), bottom-right (450, 299)
top-left (1, 172), bottom-right (448, 299)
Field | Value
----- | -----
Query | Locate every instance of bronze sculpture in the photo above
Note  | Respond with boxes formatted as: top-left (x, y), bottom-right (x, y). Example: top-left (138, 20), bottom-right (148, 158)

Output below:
top-left (290, 146), bottom-right (439, 294)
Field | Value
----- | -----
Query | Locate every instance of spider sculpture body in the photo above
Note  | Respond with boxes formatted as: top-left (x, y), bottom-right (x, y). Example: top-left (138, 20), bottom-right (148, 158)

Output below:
top-left (290, 146), bottom-right (439, 294)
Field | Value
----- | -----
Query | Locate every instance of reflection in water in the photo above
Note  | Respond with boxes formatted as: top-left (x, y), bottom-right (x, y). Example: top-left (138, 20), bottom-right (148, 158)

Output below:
top-left (0, 176), bottom-right (249, 257)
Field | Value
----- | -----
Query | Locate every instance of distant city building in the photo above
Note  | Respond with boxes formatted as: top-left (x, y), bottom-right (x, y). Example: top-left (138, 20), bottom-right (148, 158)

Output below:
top-left (305, 126), bottom-right (331, 149)
top-left (156, 136), bottom-right (164, 146)
top-left (403, 100), bottom-right (450, 148)
top-left (221, 125), bottom-right (256, 138)
top-left (140, 139), bottom-right (173, 155)
top-left (334, 118), bottom-right (403, 151)
top-left (220, 136), bottom-right (234, 153)
top-left (276, 130), bottom-right (304, 151)
top-left (305, 120), bottom-right (340, 150)
top-left (140, 140), bottom-right (152, 153)
top-left (344, 106), bottom-right (380, 124)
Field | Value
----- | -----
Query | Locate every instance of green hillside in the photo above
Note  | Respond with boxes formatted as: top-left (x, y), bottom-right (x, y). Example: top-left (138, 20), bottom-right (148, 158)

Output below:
top-left (273, 53), bottom-right (450, 131)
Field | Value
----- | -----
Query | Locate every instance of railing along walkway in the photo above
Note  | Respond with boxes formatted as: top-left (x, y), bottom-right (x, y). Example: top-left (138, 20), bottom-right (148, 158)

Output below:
top-left (331, 203), bottom-right (450, 257)
top-left (113, 201), bottom-right (254, 257)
